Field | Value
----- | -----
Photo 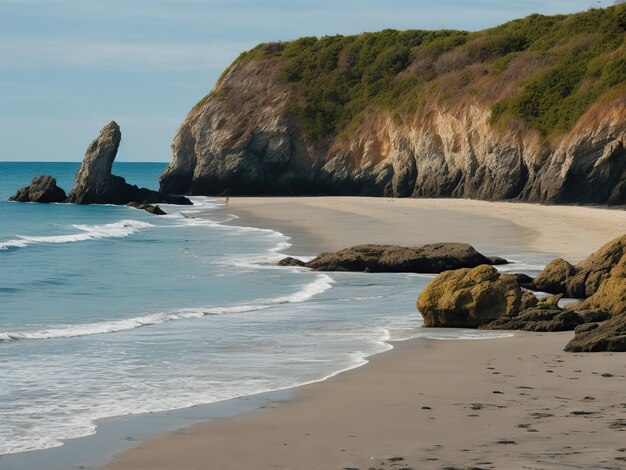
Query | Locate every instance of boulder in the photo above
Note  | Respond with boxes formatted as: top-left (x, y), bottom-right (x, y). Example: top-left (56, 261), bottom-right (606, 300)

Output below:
top-left (533, 258), bottom-right (576, 294)
top-left (416, 265), bottom-right (538, 328)
top-left (565, 312), bottom-right (626, 352)
top-left (67, 122), bottom-right (192, 206)
top-left (9, 175), bottom-right (66, 203)
top-left (533, 234), bottom-right (626, 299)
top-left (573, 256), bottom-right (626, 316)
top-left (302, 243), bottom-right (507, 274)
top-left (126, 201), bottom-right (166, 215)
top-left (278, 257), bottom-right (306, 267)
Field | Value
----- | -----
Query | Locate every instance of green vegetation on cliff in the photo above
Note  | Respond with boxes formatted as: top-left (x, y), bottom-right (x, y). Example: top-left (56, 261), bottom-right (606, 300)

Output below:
top-left (229, 5), bottom-right (626, 139)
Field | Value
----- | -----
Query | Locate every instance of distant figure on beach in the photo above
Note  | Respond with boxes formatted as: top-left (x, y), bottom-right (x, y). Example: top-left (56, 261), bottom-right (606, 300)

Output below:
top-left (225, 196), bottom-right (229, 205)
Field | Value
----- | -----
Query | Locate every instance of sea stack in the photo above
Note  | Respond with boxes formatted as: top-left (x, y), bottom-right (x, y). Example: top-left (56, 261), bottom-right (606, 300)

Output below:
top-left (67, 121), bottom-right (192, 206)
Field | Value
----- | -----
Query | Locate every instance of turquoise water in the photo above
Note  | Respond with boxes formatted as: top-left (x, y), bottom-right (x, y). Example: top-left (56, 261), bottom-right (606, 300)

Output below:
top-left (0, 163), bottom-right (540, 457)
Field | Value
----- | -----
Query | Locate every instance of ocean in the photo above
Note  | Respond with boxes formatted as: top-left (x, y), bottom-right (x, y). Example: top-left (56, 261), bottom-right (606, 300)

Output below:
top-left (0, 163), bottom-right (545, 458)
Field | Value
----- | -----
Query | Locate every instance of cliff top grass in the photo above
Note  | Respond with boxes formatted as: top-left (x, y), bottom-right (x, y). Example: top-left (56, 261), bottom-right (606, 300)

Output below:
top-left (225, 5), bottom-right (626, 140)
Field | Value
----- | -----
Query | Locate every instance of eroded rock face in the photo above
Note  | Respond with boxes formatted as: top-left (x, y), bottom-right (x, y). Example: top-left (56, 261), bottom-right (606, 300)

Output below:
top-left (416, 265), bottom-right (537, 328)
top-left (68, 122), bottom-right (192, 206)
top-left (160, 59), bottom-right (626, 205)
top-left (565, 313), bottom-right (626, 352)
top-left (283, 243), bottom-right (505, 273)
top-left (10, 175), bottom-right (66, 203)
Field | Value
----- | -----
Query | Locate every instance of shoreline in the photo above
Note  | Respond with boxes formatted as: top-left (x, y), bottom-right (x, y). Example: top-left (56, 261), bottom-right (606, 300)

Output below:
top-left (3, 197), bottom-right (625, 469)
top-left (105, 332), bottom-right (626, 470)
top-left (101, 197), bottom-right (626, 469)
top-left (226, 196), bottom-right (626, 262)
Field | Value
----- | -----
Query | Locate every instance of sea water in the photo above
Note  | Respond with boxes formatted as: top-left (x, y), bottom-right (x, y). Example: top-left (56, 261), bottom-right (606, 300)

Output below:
top-left (0, 163), bottom-right (547, 457)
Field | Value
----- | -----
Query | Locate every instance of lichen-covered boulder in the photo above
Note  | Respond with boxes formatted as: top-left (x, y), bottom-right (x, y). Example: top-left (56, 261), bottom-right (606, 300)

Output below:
top-left (533, 258), bottom-right (576, 294)
top-left (565, 312), bottom-right (626, 352)
top-left (417, 265), bottom-right (537, 328)
top-left (534, 234), bottom-right (626, 301)
top-left (573, 256), bottom-right (626, 316)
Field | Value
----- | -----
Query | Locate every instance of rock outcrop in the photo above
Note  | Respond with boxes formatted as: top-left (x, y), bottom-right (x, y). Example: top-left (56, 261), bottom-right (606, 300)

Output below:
top-left (565, 313), bottom-right (626, 352)
top-left (416, 265), bottom-right (537, 328)
top-left (160, 8), bottom-right (626, 204)
top-left (68, 122), bottom-right (192, 207)
top-left (126, 202), bottom-right (167, 215)
top-left (482, 295), bottom-right (610, 332)
top-left (533, 234), bottom-right (626, 316)
top-left (278, 257), bottom-right (306, 267)
top-left (9, 175), bottom-right (66, 203)
top-left (281, 243), bottom-right (507, 274)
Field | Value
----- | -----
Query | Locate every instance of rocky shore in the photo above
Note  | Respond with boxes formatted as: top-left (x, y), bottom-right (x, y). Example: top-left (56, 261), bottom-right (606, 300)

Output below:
top-left (10, 122), bottom-right (191, 214)
top-left (103, 196), bottom-right (626, 470)
top-left (280, 234), bottom-right (626, 352)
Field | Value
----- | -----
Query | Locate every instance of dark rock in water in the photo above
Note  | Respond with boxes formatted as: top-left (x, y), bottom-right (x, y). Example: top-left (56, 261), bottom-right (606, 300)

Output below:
top-left (487, 256), bottom-right (509, 265)
top-left (303, 243), bottom-right (499, 273)
top-left (278, 257), bottom-right (306, 267)
top-left (565, 312), bottom-right (626, 352)
top-left (417, 265), bottom-right (538, 328)
top-left (67, 122), bottom-right (192, 206)
top-left (127, 201), bottom-right (166, 215)
top-left (9, 175), bottom-right (66, 203)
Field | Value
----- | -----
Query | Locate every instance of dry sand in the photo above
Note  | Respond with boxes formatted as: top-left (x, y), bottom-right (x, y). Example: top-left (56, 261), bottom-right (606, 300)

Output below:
top-left (104, 198), bottom-right (626, 470)
top-left (228, 197), bottom-right (626, 262)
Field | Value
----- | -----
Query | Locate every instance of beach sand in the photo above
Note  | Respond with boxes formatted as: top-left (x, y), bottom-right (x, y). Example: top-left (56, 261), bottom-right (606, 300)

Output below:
top-left (104, 198), bottom-right (626, 470)
top-left (227, 197), bottom-right (626, 262)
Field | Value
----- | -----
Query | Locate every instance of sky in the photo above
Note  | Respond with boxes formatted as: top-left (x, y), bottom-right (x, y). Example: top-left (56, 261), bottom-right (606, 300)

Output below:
top-left (0, 0), bottom-right (611, 162)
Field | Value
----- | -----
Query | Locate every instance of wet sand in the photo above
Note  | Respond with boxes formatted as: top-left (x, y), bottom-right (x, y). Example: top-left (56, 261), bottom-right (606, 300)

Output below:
top-left (103, 198), bottom-right (626, 470)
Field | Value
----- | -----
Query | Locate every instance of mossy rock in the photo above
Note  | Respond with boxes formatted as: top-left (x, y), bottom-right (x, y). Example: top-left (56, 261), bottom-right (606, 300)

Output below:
top-left (417, 265), bottom-right (537, 328)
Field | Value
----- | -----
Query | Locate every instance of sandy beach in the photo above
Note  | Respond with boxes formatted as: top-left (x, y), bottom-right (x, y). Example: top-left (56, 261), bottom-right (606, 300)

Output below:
top-left (104, 198), bottom-right (626, 470)
top-left (227, 197), bottom-right (626, 263)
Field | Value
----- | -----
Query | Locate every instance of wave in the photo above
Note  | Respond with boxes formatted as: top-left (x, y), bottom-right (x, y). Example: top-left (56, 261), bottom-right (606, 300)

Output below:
top-left (0, 274), bottom-right (334, 342)
top-left (0, 220), bottom-right (153, 251)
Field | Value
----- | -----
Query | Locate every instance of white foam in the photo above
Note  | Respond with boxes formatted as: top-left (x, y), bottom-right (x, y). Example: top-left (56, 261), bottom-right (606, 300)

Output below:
top-left (0, 220), bottom-right (153, 251)
top-left (0, 274), bottom-right (334, 342)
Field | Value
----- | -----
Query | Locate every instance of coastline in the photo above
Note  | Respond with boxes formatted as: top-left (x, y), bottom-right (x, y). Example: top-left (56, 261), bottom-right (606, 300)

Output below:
top-left (105, 333), bottom-right (626, 470)
top-left (101, 197), bottom-right (626, 470)
top-left (4, 197), bottom-right (625, 469)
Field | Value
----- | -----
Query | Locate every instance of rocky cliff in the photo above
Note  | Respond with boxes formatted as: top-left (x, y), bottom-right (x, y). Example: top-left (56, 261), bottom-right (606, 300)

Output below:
top-left (161, 6), bottom-right (626, 204)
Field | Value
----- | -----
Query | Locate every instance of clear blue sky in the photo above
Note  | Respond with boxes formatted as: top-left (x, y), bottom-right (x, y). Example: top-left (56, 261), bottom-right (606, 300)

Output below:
top-left (0, 0), bottom-right (607, 162)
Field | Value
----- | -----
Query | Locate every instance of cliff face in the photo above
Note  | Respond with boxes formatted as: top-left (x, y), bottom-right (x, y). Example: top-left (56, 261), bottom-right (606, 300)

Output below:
top-left (161, 7), bottom-right (626, 204)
